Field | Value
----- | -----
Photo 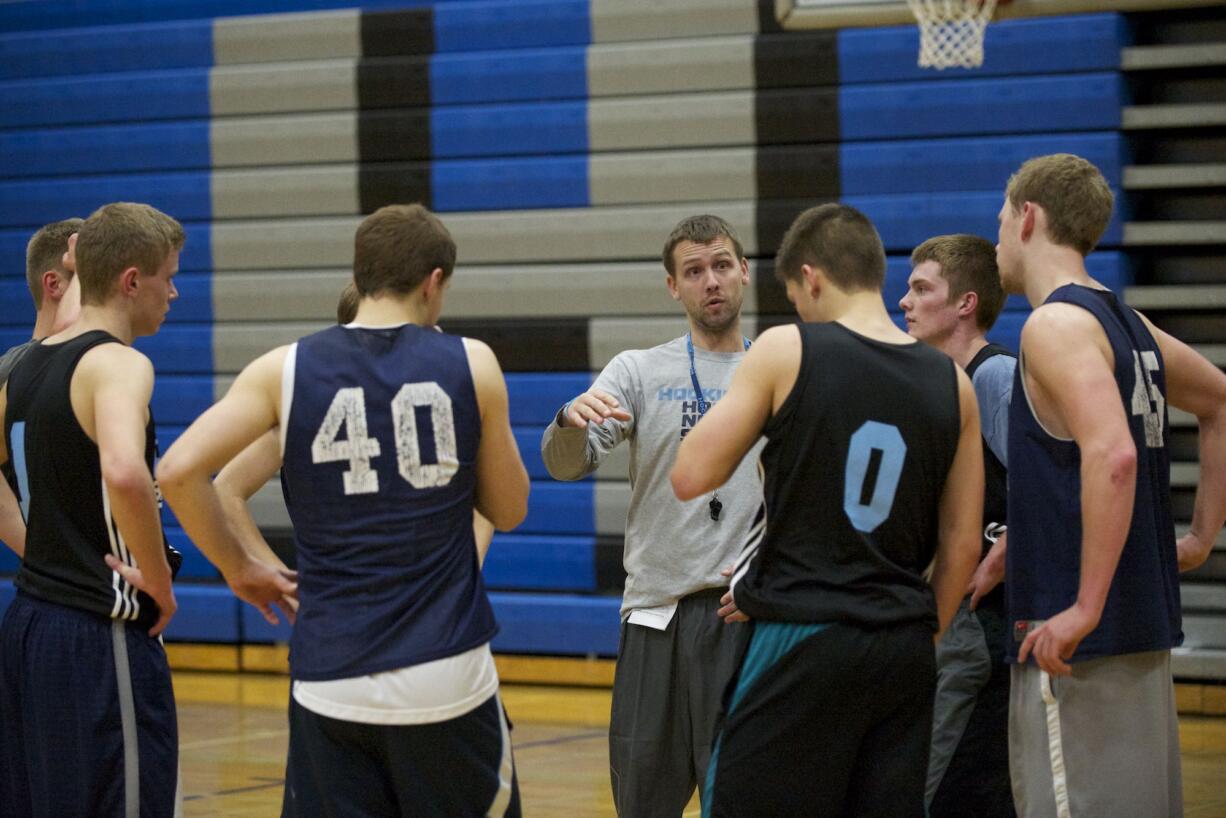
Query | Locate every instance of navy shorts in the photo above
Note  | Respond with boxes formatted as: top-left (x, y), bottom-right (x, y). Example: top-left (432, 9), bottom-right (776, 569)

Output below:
top-left (283, 691), bottom-right (520, 817)
top-left (0, 591), bottom-right (179, 817)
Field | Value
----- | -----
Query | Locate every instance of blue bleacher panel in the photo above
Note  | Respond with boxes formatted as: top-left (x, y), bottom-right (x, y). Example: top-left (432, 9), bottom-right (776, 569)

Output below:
top-left (0, 171), bottom-right (212, 228)
top-left (0, 547), bottom-right (17, 575)
top-left (839, 73), bottom-right (1125, 141)
top-left (0, 19), bottom-right (215, 80)
top-left (847, 190), bottom-right (1125, 252)
top-left (433, 156), bottom-right (589, 211)
top-left (0, 69), bottom-right (211, 129)
top-left (152, 375), bottom-right (215, 425)
top-left (165, 273), bottom-right (213, 323)
top-left (432, 0), bottom-right (590, 53)
top-left (984, 311), bottom-right (1025, 351)
top-left (0, 281), bottom-right (33, 327)
top-left (520, 481), bottom-right (594, 535)
top-left (837, 14), bottom-right (1126, 84)
top-left (483, 534), bottom-right (596, 591)
top-left (239, 589), bottom-right (620, 656)
top-left (132, 325), bottom-right (215, 375)
top-left (431, 100), bottom-right (588, 158)
top-left (0, 329), bottom-right (26, 351)
top-left (514, 426), bottom-right (581, 481)
top-left (430, 46), bottom-right (587, 105)
top-left (0, 121), bottom-right (212, 179)
top-left (505, 372), bottom-right (590, 425)
top-left (163, 583), bottom-right (241, 642)
top-left (488, 592), bottom-right (619, 656)
top-left (840, 132), bottom-right (1126, 196)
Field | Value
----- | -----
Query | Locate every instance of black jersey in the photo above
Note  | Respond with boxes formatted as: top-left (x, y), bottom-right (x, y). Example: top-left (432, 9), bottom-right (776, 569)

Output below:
top-left (732, 323), bottom-right (961, 631)
top-left (4, 330), bottom-right (176, 629)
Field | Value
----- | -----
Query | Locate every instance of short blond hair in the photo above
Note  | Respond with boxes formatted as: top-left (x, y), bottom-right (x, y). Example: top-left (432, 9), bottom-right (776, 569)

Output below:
top-left (1006, 154), bottom-right (1113, 256)
top-left (75, 203), bottom-right (184, 306)
top-left (910, 234), bottom-right (1004, 332)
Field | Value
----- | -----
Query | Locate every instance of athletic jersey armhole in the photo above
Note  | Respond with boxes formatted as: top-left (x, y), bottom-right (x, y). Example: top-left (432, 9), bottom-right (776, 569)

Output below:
top-left (1017, 349), bottom-right (1073, 443)
top-left (280, 343), bottom-right (298, 457)
top-left (763, 326), bottom-right (807, 439)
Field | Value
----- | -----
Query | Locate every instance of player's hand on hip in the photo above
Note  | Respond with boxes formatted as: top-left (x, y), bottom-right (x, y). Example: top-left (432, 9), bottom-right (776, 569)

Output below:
top-left (105, 553), bottom-right (177, 637)
top-left (717, 565), bottom-right (749, 623)
top-left (563, 389), bottom-right (632, 429)
top-left (1017, 604), bottom-right (1098, 676)
top-left (967, 534), bottom-right (1006, 610)
top-left (1176, 531), bottom-right (1212, 572)
top-left (227, 558), bottom-right (299, 626)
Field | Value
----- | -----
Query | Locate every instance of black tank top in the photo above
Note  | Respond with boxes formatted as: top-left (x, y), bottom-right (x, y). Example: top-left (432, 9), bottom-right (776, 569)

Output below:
top-left (4, 330), bottom-right (177, 628)
top-left (733, 323), bottom-right (961, 631)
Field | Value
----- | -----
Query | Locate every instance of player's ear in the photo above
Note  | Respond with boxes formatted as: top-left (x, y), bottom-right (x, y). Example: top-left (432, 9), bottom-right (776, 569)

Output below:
top-left (41, 270), bottom-right (65, 302)
top-left (118, 266), bottom-right (141, 297)
top-left (1019, 202), bottom-right (1038, 242)
top-left (958, 291), bottom-right (978, 319)
top-left (801, 263), bottom-right (822, 299)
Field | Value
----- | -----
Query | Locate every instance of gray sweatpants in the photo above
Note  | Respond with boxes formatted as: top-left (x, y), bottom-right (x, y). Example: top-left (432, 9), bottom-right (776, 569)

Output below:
top-left (1009, 650), bottom-right (1182, 818)
top-left (609, 589), bottom-right (748, 818)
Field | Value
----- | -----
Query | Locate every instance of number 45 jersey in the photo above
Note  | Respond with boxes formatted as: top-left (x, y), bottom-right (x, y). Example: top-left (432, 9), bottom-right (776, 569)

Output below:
top-left (280, 323), bottom-right (496, 682)
top-left (731, 323), bottom-right (960, 632)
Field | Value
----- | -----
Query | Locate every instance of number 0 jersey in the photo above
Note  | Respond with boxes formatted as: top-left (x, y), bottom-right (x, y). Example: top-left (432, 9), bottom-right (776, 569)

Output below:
top-left (281, 323), bottom-right (495, 682)
top-left (732, 323), bottom-right (961, 632)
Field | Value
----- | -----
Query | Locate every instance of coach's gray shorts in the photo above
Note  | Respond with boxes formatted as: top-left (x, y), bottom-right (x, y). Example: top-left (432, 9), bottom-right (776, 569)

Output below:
top-left (1009, 649), bottom-right (1181, 818)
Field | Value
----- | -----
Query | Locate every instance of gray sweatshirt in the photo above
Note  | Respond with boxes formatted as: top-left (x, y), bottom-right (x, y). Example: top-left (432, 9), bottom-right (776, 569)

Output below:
top-left (541, 336), bottom-right (765, 625)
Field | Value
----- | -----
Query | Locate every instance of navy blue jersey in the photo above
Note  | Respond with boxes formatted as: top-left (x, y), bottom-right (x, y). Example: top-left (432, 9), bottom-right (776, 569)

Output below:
top-left (281, 324), bottom-right (496, 682)
top-left (1006, 284), bottom-right (1181, 662)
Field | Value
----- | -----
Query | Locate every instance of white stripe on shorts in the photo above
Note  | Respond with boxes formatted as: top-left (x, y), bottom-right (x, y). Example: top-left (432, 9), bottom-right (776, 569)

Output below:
top-left (485, 692), bottom-right (515, 817)
top-left (1040, 671), bottom-right (1073, 818)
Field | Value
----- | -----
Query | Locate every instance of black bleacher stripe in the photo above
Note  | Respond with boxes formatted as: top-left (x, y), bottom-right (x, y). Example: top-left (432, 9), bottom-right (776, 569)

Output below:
top-left (357, 110), bottom-right (432, 164)
top-left (758, 0), bottom-right (785, 35)
top-left (357, 57), bottom-right (432, 110)
top-left (595, 535), bottom-right (628, 592)
top-left (358, 162), bottom-right (432, 213)
top-left (756, 144), bottom-right (839, 200)
top-left (753, 259), bottom-right (792, 317)
top-left (754, 88), bottom-right (840, 145)
top-left (440, 318), bottom-right (590, 372)
top-left (754, 31), bottom-right (839, 88)
top-left (360, 8), bottom-right (435, 57)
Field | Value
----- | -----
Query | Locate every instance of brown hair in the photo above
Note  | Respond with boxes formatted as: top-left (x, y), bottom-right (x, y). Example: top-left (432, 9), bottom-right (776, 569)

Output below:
top-left (336, 281), bottom-right (360, 324)
top-left (910, 234), bottom-right (1005, 331)
top-left (25, 217), bottom-right (84, 309)
top-left (75, 203), bottom-right (184, 306)
top-left (1005, 153), bottom-right (1114, 256)
top-left (775, 203), bottom-right (886, 292)
top-left (353, 204), bottom-right (456, 297)
top-left (662, 215), bottom-right (745, 277)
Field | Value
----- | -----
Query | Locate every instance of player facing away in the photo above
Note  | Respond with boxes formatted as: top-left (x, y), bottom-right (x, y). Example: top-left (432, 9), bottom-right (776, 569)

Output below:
top-left (900, 234), bottom-right (1016, 816)
top-left (997, 153), bottom-right (1226, 817)
top-left (671, 203), bottom-right (983, 817)
top-left (155, 204), bottom-right (530, 817)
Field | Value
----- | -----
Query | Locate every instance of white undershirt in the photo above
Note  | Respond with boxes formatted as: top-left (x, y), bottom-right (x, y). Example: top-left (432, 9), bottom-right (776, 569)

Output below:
top-left (292, 643), bottom-right (499, 725)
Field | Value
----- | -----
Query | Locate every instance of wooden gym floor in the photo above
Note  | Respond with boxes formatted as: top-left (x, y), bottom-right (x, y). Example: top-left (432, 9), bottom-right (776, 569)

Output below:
top-left (173, 663), bottom-right (1226, 817)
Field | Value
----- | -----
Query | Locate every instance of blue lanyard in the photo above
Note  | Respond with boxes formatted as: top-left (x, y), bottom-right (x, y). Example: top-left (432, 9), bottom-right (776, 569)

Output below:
top-left (687, 333), bottom-right (751, 416)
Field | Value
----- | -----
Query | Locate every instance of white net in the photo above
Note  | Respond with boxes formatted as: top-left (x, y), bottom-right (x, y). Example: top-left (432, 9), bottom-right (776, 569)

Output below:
top-left (906, 0), bottom-right (999, 70)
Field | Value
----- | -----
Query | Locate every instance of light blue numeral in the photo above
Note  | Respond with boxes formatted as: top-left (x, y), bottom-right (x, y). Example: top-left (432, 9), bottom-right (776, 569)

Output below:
top-left (843, 421), bottom-right (906, 533)
top-left (11, 421), bottom-right (29, 522)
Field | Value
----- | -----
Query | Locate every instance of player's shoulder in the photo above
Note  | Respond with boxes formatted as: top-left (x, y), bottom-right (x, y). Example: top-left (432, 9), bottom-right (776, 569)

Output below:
top-left (79, 338), bottom-right (151, 374)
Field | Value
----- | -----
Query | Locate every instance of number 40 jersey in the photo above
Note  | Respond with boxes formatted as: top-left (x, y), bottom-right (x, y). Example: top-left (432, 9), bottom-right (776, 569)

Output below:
top-left (280, 323), bottom-right (497, 683)
top-left (731, 323), bottom-right (961, 632)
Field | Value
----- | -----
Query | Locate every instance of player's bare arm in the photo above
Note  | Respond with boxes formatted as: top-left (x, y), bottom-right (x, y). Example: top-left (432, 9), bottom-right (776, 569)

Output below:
top-left (75, 344), bottom-right (176, 636)
top-left (158, 346), bottom-right (298, 624)
top-left (465, 338), bottom-right (529, 531)
top-left (930, 366), bottom-right (984, 639)
top-left (1139, 313), bottom-right (1226, 571)
top-left (1017, 304), bottom-right (1137, 675)
top-left (671, 324), bottom-right (800, 500)
top-left (214, 428), bottom-right (291, 572)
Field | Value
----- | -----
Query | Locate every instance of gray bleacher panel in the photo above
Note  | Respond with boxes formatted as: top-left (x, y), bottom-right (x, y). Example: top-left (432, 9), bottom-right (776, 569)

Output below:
top-left (1183, 615), bottom-right (1226, 650)
top-left (590, 147), bottom-right (757, 206)
top-left (211, 167), bottom-right (360, 219)
top-left (589, 91), bottom-right (759, 151)
top-left (590, 0), bottom-right (761, 43)
top-left (1124, 222), bottom-right (1226, 246)
top-left (249, 482), bottom-right (291, 529)
top-left (209, 59), bottom-right (358, 116)
top-left (210, 112), bottom-right (358, 167)
top-left (212, 270), bottom-right (352, 321)
top-left (212, 10), bottom-right (362, 65)
top-left (213, 322), bottom-right (328, 373)
top-left (209, 202), bottom-right (759, 270)
top-left (587, 36), bottom-right (756, 96)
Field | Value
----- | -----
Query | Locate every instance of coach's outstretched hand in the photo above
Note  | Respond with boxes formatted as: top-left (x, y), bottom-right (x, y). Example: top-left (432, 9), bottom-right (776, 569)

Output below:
top-left (227, 558), bottom-right (299, 626)
top-left (105, 553), bottom-right (178, 637)
top-left (561, 388), bottom-right (632, 429)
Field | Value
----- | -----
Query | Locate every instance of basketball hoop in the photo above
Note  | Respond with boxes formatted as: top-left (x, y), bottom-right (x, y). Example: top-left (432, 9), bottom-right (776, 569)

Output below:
top-left (906, 0), bottom-right (999, 70)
